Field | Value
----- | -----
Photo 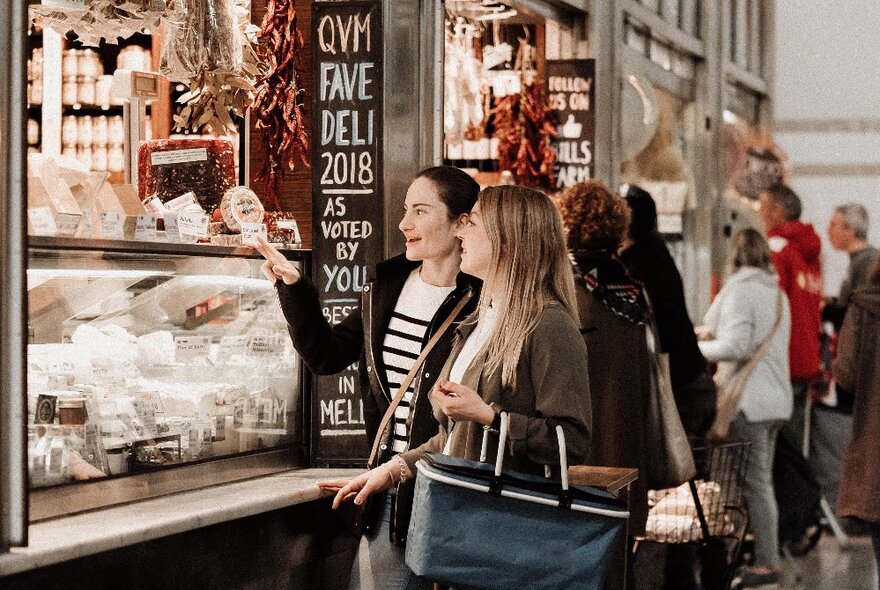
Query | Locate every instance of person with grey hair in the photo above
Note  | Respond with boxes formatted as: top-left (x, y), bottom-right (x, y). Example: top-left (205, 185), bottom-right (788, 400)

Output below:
top-left (824, 203), bottom-right (879, 331)
top-left (807, 203), bottom-right (880, 526)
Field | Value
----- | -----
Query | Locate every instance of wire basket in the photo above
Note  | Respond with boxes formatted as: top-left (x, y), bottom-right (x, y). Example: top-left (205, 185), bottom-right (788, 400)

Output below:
top-left (640, 441), bottom-right (751, 544)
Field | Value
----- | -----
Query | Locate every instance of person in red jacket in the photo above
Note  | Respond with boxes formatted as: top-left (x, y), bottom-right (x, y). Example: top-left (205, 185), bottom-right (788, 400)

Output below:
top-left (759, 184), bottom-right (823, 448)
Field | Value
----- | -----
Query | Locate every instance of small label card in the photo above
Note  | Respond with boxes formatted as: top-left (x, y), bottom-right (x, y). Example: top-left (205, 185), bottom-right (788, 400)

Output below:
top-left (240, 222), bottom-right (268, 247)
top-left (28, 206), bottom-right (58, 236)
top-left (134, 213), bottom-right (158, 241)
top-left (100, 211), bottom-right (125, 239)
top-left (177, 211), bottom-right (210, 238)
top-left (163, 212), bottom-right (180, 242)
top-left (174, 335), bottom-right (211, 362)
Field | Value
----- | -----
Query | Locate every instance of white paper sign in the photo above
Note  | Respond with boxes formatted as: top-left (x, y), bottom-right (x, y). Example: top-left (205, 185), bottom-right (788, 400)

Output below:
top-left (240, 222), bottom-right (268, 247)
top-left (175, 336), bottom-right (211, 361)
top-left (217, 335), bottom-right (250, 361)
top-left (177, 211), bottom-right (210, 238)
top-left (276, 218), bottom-right (302, 243)
top-left (248, 335), bottom-right (279, 357)
top-left (100, 211), bottom-right (125, 239)
top-left (135, 214), bottom-right (158, 241)
top-left (28, 206), bottom-right (58, 236)
top-left (151, 148), bottom-right (208, 166)
top-left (163, 212), bottom-right (180, 242)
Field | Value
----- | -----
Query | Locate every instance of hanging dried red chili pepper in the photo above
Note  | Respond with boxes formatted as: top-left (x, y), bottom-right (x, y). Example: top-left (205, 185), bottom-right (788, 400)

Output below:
top-left (252, 0), bottom-right (310, 210)
top-left (492, 82), bottom-right (558, 188)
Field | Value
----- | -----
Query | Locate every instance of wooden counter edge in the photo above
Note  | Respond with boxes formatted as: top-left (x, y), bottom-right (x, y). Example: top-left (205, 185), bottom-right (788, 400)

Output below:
top-left (567, 466), bottom-right (638, 494)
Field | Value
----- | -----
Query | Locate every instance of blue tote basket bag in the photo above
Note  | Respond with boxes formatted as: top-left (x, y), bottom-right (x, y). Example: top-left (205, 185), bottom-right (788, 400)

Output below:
top-left (405, 414), bottom-right (629, 590)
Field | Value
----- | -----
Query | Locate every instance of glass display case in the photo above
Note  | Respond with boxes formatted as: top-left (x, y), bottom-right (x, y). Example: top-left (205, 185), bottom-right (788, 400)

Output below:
top-left (26, 237), bottom-right (310, 519)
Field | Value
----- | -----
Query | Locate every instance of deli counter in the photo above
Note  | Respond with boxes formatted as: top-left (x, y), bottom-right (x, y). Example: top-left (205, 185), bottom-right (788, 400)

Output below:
top-left (26, 237), bottom-right (311, 520)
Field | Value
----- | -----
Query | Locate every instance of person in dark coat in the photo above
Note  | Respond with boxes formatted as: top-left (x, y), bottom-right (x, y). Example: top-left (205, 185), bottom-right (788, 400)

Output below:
top-left (834, 258), bottom-right (880, 575)
top-left (558, 180), bottom-right (651, 536)
top-left (619, 184), bottom-right (716, 438)
top-left (257, 166), bottom-right (480, 590)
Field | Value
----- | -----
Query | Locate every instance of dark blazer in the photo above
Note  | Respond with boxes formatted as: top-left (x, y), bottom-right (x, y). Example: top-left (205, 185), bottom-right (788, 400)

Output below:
top-left (275, 254), bottom-right (479, 542)
top-left (572, 253), bottom-right (651, 535)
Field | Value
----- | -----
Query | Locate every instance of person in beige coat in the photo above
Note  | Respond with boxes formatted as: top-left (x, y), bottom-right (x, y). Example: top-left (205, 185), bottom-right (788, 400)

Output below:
top-left (326, 186), bottom-right (592, 563)
top-left (834, 258), bottom-right (880, 575)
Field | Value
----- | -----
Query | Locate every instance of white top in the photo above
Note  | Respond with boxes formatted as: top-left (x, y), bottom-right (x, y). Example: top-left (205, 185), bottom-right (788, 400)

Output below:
top-left (449, 303), bottom-right (499, 385)
top-left (698, 267), bottom-right (793, 422)
top-left (382, 268), bottom-right (455, 452)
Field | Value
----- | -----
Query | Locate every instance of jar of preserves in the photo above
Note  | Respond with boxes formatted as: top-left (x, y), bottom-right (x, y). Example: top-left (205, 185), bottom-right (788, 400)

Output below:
top-left (93, 115), bottom-right (109, 145)
top-left (77, 116), bottom-right (93, 146)
top-left (62, 78), bottom-right (78, 106)
top-left (27, 119), bottom-right (40, 146)
top-left (62, 115), bottom-right (79, 145)
top-left (108, 116), bottom-right (125, 145)
top-left (108, 144), bottom-right (125, 173)
top-left (78, 76), bottom-right (96, 105)
top-left (92, 145), bottom-right (108, 171)
top-left (62, 49), bottom-right (79, 78)
top-left (78, 49), bottom-right (102, 78)
top-left (78, 145), bottom-right (94, 171)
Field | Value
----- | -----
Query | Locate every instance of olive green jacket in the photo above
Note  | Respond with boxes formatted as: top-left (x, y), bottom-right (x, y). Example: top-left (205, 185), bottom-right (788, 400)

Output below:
top-left (399, 304), bottom-right (592, 476)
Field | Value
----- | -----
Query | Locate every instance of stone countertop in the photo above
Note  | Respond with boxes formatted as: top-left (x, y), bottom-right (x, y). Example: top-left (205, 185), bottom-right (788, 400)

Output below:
top-left (0, 468), bottom-right (363, 577)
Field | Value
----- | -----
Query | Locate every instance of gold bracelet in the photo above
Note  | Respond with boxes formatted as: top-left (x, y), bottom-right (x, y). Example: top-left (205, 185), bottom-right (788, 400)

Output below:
top-left (396, 456), bottom-right (408, 485)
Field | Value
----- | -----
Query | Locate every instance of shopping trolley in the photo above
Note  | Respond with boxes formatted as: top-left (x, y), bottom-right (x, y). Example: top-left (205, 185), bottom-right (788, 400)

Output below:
top-left (636, 441), bottom-right (751, 590)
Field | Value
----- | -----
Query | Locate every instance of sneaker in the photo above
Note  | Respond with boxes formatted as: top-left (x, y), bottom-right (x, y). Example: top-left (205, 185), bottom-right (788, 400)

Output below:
top-left (731, 567), bottom-right (779, 589)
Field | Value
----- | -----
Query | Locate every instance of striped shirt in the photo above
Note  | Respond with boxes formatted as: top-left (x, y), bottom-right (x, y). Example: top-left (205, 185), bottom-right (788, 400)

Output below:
top-left (383, 269), bottom-right (455, 453)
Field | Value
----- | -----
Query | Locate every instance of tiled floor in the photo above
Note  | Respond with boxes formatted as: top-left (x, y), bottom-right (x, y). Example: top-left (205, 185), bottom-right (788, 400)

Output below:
top-left (779, 533), bottom-right (877, 589)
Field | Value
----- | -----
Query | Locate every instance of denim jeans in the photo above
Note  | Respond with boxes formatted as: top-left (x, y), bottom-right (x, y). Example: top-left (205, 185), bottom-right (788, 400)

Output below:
top-left (730, 412), bottom-right (785, 570)
top-left (349, 494), bottom-right (430, 590)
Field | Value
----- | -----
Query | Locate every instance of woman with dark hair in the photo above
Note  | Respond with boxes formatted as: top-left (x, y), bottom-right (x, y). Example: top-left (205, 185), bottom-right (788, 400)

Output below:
top-left (835, 257), bottom-right (880, 579)
top-left (557, 180), bottom-right (651, 540)
top-left (620, 184), bottom-right (716, 437)
top-left (257, 165), bottom-right (481, 590)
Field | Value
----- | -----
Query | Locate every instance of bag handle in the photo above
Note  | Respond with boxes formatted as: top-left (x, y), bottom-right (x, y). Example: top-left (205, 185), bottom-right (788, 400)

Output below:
top-left (367, 289), bottom-right (473, 468)
top-left (487, 413), bottom-right (572, 508)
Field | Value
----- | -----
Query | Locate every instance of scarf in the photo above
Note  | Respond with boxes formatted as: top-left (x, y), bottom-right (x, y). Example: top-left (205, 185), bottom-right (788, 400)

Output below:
top-left (571, 251), bottom-right (650, 326)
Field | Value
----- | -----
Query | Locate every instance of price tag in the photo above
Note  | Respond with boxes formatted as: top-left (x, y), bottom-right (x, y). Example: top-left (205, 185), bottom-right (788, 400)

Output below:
top-left (163, 212), bottom-right (180, 242)
top-left (218, 335), bottom-right (250, 361)
top-left (240, 222), bottom-right (268, 247)
top-left (174, 335), bottom-right (211, 361)
top-left (135, 214), bottom-right (158, 241)
top-left (248, 335), bottom-right (279, 357)
top-left (276, 218), bottom-right (302, 243)
top-left (177, 211), bottom-right (210, 238)
top-left (28, 206), bottom-right (58, 236)
top-left (100, 211), bottom-right (125, 239)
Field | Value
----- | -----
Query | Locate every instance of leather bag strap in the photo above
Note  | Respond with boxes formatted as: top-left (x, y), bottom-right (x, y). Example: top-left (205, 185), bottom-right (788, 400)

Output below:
top-left (367, 289), bottom-right (473, 467)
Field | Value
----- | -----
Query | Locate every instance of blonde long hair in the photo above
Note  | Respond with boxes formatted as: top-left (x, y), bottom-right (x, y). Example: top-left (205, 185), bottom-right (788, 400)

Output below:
top-left (470, 186), bottom-right (579, 387)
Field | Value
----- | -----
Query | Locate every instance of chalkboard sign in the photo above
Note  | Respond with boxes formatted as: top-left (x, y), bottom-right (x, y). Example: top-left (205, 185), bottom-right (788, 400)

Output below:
top-left (311, 0), bottom-right (383, 464)
top-left (547, 59), bottom-right (595, 189)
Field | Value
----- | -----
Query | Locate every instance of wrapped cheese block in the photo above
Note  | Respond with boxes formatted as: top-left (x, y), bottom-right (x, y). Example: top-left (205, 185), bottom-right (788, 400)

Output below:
top-left (137, 139), bottom-right (236, 212)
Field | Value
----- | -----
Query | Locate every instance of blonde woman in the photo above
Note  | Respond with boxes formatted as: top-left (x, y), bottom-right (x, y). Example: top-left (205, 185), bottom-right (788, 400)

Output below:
top-left (329, 185), bottom-right (592, 531)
